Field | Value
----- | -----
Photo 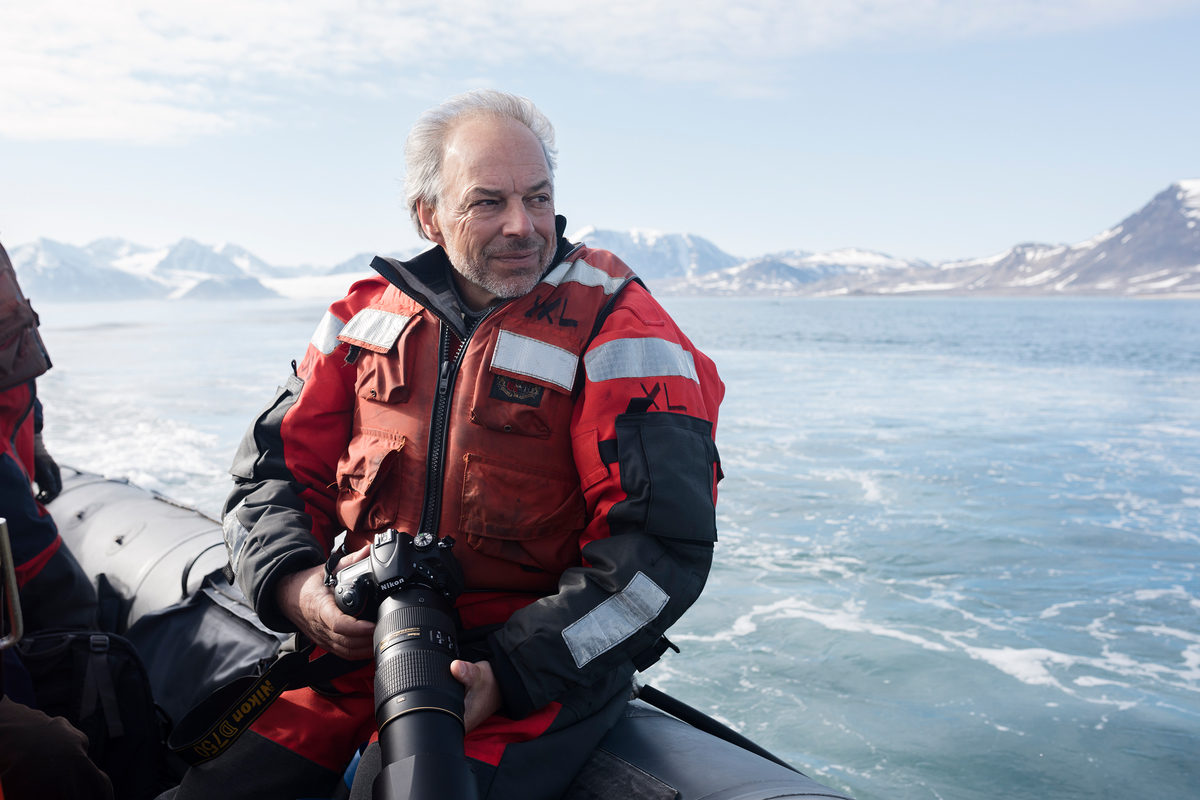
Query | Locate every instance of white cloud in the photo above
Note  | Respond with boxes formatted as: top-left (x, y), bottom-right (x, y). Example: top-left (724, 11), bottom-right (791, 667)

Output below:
top-left (3, 0), bottom-right (1197, 142)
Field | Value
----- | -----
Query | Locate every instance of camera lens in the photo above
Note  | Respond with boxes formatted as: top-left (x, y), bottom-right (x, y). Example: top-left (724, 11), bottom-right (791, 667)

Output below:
top-left (373, 589), bottom-right (464, 734)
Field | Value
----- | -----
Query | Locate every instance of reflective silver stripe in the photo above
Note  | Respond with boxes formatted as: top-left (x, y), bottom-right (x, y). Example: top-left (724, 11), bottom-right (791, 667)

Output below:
top-left (584, 337), bottom-right (699, 384)
top-left (491, 330), bottom-right (578, 391)
top-left (562, 572), bottom-right (669, 669)
top-left (222, 507), bottom-right (251, 575)
top-left (337, 308), bottom-right (412, 351)
top-left (540, 258), bottom-right (624, 296)
top-left (309, 311), bottom-right (346, 355)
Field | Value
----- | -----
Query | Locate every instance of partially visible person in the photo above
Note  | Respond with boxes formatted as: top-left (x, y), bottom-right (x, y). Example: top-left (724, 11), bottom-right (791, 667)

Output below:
top-left (2, 544), bottom-right (112, 800)
top-left (0, 238), bottom-right (96, 632)
top-left (0, 693), bottom-right (115, 800)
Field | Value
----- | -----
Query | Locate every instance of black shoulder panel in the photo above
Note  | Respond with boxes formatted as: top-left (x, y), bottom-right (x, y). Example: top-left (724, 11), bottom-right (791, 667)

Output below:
top-left (229, 373), bottom-right (304, 481)
top-left (607, 411), bottom-right (719, 543)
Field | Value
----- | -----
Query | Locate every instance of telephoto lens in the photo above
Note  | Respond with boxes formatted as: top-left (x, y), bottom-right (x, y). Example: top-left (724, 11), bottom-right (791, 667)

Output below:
top-left (362, 530), bottom-right (480, 800)
top-left (373, 589), bottom-right (478, 799)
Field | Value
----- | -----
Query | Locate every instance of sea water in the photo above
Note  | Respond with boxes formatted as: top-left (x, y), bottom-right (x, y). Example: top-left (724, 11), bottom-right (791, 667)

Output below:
top-left (34, 296), bottom-right (1200, 800)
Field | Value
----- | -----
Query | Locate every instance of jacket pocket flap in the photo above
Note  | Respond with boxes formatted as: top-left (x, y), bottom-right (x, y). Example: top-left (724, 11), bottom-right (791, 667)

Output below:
top-left (459, 453), bottom-right (586, 540)
top-left (338, 308), bottom-right (416, 354)
top-left (336, 433), bottom-right (405, 495)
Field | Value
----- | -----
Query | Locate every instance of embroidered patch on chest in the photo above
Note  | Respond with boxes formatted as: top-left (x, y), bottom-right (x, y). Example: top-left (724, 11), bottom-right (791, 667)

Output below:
top-left (489, 374), bottom-right (545, 407)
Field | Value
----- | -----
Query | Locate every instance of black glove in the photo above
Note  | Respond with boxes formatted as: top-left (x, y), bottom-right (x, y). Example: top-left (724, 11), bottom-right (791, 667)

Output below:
top-left (33, 433), bottom-right (62, 503)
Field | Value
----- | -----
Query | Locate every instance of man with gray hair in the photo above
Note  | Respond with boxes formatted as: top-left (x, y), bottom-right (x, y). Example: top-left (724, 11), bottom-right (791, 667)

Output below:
top-left (174, 89), bottom-right (724, 799)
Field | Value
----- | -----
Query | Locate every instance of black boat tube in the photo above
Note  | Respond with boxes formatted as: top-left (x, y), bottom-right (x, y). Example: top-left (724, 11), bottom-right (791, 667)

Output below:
top-left (637, 684), bottom-right (804, 775)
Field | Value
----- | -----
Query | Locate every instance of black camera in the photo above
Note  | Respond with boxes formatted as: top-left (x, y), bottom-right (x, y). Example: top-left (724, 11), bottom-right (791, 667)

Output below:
top-left (329, 529), bottom-right (479, 800)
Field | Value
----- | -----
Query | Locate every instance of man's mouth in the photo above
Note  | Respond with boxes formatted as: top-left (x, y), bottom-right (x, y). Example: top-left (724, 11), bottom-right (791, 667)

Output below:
top-left (486, 239), bottom-right (545, 268)
top-left (492, 249), bottom-right (536, 261)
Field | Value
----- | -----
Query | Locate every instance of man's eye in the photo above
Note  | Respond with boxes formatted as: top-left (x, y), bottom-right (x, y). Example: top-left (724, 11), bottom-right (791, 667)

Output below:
top-left (528, 195), bottom-right (551, 204)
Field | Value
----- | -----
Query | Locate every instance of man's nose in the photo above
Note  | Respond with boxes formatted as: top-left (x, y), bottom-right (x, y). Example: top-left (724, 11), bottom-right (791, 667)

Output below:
top-left (501, 201), bottom-right (535, 237)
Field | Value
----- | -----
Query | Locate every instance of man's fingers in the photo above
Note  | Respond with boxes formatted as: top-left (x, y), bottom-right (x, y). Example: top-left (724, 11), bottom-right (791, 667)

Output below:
top-left (316, 623), bottom-right (374, 659)
top-left (453, 660), bottom-right (501, 734)
top-left (324, 625), bottom-right (374, 648)
top-left (326, 613), bottom-right (376, 636)
top-left (451, 660), bottom-right (476, 687)
top-left (316, 591), bottom-right (375, 633)
top-left (335, 544), bottom-right (372, 573)
top-left (306, 592), bottom-right (374, 658)
top-left (328, 639), bottom-right (374, 660)
top-left (322, 640), bottom-right (374, 660)
top-left (285, 562), bottom-right (376, 659)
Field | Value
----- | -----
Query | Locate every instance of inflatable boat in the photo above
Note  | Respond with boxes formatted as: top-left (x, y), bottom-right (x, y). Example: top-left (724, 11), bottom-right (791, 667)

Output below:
top-left (47, 467), bottom-right (855, 800)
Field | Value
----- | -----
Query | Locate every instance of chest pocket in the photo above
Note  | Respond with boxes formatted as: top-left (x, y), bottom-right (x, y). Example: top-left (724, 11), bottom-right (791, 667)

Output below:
top-left (336, 432), bottom-right (405, 534)
top-left (469, 328), bottom-right (578, 438)
top-left (344, 313), bottom-right (422, 404)
top-left (459, 453), bottom-right (587, 573)
top-left (336, 310), bottom-right (422, 533)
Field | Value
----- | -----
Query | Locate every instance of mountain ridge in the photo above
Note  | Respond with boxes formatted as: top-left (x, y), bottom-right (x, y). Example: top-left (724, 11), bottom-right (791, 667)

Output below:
top-left (9, 180), bottom-right (1198, 301)
top-left (660, 180), bottom-right (1199, 297)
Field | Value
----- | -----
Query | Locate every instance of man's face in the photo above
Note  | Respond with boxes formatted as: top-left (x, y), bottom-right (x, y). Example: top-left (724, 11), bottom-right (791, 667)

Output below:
top-left (417, 115), bottom-right (557, 309)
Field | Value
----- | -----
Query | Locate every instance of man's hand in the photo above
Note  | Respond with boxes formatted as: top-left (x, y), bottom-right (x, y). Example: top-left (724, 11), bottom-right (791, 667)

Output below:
top-left (451, 660), bottom-right (502, 734)
top-left (32, 433), bottom-right (62, 503)
top-left (275, 545), bottom-right (375, 660)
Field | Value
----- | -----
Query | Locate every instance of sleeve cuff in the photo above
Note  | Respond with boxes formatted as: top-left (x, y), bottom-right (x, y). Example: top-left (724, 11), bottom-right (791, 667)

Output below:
top-left (245, 549), bottom-right (325, 633)
top-left (486, 632), bottom-right (536, 721)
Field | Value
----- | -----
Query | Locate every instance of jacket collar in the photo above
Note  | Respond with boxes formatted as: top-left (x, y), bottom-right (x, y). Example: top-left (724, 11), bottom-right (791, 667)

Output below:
top-left (370, 214), bottom-right (577, 339)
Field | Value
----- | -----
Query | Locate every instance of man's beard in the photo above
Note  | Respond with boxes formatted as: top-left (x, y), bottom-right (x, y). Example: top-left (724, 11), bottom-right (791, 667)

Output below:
top-left (448, 235), bottom-right (555, 301)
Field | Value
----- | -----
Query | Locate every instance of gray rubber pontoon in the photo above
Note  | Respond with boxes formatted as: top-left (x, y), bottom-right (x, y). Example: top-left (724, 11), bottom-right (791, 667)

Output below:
top-left (48, 467), bottom-right (854, 800)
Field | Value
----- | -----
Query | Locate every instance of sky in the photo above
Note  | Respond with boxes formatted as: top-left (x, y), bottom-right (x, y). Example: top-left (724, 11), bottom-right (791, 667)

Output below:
top-left (2, 0), bottom-right (1199, 266)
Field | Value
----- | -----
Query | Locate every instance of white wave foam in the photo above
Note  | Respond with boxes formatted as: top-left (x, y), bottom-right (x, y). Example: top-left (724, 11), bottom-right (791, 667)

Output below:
top-left (1132, 586), bottom-right (1200, 608)
top-left (809, 468), bottom-right (888, 504)
top-left (675, 596), bottom-right (949, 652)
top-left (945, 643), bottom-right (1134, 710)
top-left (681, 587), bottom-right (1200, 713)
top-left (1039, 600), bottom-right (1088, 619)
top-left (1135, 624), bottom-right (1200, 645)
top-left (673, 603), bottom-right (764, 643)
top-left (1074, 676), bottom-right (1130, 688)
top-left (899, 587), bottom-right (1014, 631)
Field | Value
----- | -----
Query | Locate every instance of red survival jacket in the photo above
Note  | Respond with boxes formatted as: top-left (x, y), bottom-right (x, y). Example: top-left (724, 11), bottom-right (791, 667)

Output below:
top-left (224, 227), bottom-right (724, 721)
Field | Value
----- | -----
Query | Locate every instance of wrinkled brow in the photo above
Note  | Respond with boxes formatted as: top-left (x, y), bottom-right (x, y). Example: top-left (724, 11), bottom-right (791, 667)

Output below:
top-left (467, 179), bottom-right (552, 199)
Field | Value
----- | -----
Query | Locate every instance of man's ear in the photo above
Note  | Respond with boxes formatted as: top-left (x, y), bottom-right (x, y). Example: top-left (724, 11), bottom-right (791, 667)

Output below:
top-left (416, 199), bottom-right (446, 248)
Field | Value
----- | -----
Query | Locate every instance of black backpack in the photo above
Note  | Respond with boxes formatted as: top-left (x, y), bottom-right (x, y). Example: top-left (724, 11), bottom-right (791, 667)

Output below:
top-left (16, 628), bottom-right (168, 800)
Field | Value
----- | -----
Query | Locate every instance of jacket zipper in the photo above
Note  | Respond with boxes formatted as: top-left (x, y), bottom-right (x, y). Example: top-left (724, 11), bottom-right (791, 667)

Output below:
top-left (416, 318), bottom-right (479, 538)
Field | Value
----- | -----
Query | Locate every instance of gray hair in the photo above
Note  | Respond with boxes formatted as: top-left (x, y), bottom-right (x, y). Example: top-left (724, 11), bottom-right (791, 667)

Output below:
top-left (404, 89), bottom-right (558, 239)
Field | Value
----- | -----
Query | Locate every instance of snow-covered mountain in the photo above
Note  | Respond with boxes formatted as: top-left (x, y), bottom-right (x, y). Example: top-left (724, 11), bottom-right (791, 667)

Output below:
top-left (922, 180), bottom-right (1200, 295)
top-left (666, 257), bottom-right (824, 296)
top-left (663, 248), bottom-right (930, 296)
top-left (8, 236), bottom-right (437, 302)
top-left (569, 227), bottom-right (739, 280)
top-left (179, 276), bottom-right (281, 301)
top-left (328, 246), bottom-right (431, 275)
top-left (9, 239), bottom-right (166, 301)
top-left (9, 238), bottom-right (287, 301)
top-left (659, 180), bottom-right (1200, 297)
top-left (213, 243), bottom-right (286, 278)
top-left (154, 239), bottom-right (246, 279)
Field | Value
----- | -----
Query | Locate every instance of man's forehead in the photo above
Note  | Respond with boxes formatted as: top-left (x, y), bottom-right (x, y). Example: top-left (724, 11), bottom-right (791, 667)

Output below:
top-left (441, 116), bottom-right (550, 191)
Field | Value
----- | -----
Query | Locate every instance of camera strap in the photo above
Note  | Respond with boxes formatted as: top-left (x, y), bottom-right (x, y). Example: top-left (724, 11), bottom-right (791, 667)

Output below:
top-left (167, 643), bottom-right (370, 766)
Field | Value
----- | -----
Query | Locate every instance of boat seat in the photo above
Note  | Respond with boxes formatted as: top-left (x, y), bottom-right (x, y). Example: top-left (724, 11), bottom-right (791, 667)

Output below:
top-left (563, 700), bottom-right (854, 800)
